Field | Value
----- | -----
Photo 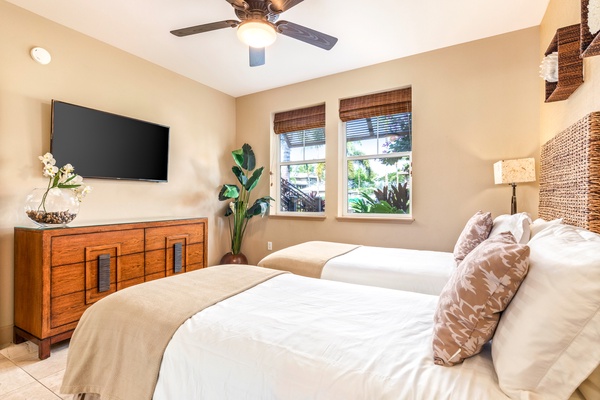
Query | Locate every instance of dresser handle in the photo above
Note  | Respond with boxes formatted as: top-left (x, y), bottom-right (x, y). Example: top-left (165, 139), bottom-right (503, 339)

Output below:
top-left (98, 254), bottom-right (111, 292)
top-left (173, 243), bottom-right (183, 273)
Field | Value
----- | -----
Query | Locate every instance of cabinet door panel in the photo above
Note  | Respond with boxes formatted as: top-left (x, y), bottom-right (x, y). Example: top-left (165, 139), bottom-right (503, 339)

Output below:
top-left (145, 224), bottom-right (205, 251)
top-left (51, 292), bottom-right (87, 329)
top-left (51, 263), bottom-right (84, 298)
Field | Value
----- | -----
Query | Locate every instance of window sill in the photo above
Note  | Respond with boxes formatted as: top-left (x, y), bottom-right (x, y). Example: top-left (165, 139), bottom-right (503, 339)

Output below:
top-left (268, 214), bottom-right (327, 221)
top-left (336, 216), bottom-right (415, 224)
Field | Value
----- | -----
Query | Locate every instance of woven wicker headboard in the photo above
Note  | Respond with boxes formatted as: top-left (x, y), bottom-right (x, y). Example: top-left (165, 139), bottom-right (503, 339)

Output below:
top-left (539, 112), bottom-right (600, 234)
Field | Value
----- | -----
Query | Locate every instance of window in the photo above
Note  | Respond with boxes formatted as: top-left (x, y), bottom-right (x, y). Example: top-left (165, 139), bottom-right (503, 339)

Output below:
top-left (273, 105), bottom-right (326, 214)
top-left (340, 88), bottom-right (412, 218)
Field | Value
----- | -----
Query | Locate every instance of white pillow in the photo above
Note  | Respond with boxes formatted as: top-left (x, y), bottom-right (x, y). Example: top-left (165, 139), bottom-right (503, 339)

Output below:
top-left (489, 213), bottom-right (532, 244)
top-left (491, 224), bottom-right (600, 400)
top-left (529, 217), bottom-right (563, 238)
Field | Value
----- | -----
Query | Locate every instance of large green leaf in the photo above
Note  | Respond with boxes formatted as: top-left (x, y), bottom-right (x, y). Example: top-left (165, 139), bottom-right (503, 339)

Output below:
top-left (246, 197), bottom-right (272, 218)
top-left (218, 184), bottom-right (239, 200)
top-left (245, 167), bottom-right (263, 191)
top-left (369, 201), bottom-right (397, 213)
top-left (232, 148), bottom-right (244, 169)
top-left (242, 143), bottom-right (256, 171)
top-left (232, 166), bottom-right (247, 186)
top-left (231, 143), bottom-right (256, 171)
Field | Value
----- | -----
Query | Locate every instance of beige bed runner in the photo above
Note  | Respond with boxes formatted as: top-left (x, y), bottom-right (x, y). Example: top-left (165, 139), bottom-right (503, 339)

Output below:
top-left (257, 241), bottom-right (360, 278)
top-left (61, 264), bottom-right (286, 400)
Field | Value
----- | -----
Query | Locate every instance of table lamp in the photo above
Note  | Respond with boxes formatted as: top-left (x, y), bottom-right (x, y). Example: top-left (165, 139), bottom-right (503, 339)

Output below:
top-left (493, 158), bottom-right (536, 214)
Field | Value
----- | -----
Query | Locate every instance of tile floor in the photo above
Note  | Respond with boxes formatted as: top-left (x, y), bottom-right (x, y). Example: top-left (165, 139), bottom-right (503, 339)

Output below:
top-left (0, 341), bottom-right (70, 399)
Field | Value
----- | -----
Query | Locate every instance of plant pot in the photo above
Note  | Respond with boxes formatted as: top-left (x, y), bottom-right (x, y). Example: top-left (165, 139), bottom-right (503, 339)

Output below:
top-left (25, 188), bottom-right (79, 227)
top-left (220, 252), bottom-right (249, 265)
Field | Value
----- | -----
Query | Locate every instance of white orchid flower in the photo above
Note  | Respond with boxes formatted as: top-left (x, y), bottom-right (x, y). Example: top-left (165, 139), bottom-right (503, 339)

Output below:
top-left (61, 164), bottom-right (74, 174)
top-left (43, 165), bottom-right (59, 177)
top-left (74, 185), bottom-right (93, 202)
top-left (39, 153), bottom-right (56, 166)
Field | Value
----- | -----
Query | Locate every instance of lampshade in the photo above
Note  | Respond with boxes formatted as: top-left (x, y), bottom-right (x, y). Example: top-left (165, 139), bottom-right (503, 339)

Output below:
top-left (237, 21), bottom-right (277, 48)
top-left (493, 158), bottom-right (536, 184)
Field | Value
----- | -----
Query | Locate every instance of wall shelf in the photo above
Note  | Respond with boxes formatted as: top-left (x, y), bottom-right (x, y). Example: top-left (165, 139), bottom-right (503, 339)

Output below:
top-left (581, 0), bottom-right (600, 57)
top-left (544, 24), bottom-right (584, 103)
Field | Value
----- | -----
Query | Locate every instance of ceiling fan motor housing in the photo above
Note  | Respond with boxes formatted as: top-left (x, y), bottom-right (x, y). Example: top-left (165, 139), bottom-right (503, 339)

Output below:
top-left (235, 0), bottom-right (280, 23)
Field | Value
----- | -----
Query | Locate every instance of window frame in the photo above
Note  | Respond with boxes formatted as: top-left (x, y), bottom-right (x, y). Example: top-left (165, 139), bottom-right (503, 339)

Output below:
top-left (339, 117), bottom-right (413, 220)
top-left (271, 127), bottom-right (327, 217)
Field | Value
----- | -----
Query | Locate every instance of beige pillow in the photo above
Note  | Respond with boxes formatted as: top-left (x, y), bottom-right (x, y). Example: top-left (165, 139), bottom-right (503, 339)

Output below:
top-left (453, 211), bottom-right (493, 264)
top-left (433, 232), bottom-right (530, 366)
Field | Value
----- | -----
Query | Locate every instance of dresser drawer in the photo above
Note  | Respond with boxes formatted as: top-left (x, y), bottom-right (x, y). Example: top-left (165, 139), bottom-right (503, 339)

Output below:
top-left (51, 253), bottom-right (145, 298)
top-left (145, 224), bottom-right (205, 251)
top-left (145, 242), bottom-right (205, 275)
top-left (51, 229), bottom-right (145, 266)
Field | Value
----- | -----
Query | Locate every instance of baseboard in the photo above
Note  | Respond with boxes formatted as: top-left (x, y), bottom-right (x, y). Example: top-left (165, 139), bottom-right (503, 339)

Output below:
top-left (0, 324), bottom-right (13, 349)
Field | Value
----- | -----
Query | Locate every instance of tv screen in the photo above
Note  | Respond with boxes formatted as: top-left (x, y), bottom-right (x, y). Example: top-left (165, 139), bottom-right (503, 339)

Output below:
top-left (51, 100), bottom-right (170, 182)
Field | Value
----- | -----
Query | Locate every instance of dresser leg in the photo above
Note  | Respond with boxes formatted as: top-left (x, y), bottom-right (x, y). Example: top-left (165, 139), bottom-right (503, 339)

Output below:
top-left (13, 329), bottom-right (26, 344)
top-left (38, 339), bottom-right (51, 360)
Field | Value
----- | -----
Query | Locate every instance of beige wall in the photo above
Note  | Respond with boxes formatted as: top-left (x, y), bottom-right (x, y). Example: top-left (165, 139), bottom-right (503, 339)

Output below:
top-left (0, 1), bottom-right (235, 347)
top-left (540, 0), bottom-right (600, 142)
top-left (236, 27), bottom-right (541, 265)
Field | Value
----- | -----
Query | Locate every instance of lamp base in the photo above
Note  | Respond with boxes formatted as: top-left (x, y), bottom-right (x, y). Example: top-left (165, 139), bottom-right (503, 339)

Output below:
top-left (510, 183), bottom-right (517, 215)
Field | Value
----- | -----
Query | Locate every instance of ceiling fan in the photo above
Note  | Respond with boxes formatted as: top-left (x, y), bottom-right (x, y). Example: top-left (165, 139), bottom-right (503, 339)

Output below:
top-left (170, 0), bottom-right (338, 67)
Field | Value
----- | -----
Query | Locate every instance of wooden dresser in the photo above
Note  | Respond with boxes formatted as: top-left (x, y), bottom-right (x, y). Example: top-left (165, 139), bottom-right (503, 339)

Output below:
top-left (13, 217), bottom-right (208, 359)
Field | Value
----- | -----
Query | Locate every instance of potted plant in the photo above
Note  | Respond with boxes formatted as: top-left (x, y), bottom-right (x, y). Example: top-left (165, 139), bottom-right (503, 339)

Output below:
top-left (25, 153), bottom-right (92, 227)
top-left (218, 143), bottom-right (273, 264)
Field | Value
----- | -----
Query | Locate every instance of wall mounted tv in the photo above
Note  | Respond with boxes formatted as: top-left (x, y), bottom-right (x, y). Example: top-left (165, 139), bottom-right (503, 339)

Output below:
top-left (51, 100), bottom-right (170, 182)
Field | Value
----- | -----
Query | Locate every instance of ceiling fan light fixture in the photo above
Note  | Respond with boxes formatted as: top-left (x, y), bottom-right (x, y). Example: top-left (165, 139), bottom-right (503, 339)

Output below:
top-left (237, 20), bottom-right (277, 48)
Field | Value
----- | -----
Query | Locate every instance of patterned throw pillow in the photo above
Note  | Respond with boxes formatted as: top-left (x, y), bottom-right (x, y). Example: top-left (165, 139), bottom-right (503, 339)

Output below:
top-left (453, 211), bottom-right (493, 264)
top-left (433, 232), bottom-right (530, 366)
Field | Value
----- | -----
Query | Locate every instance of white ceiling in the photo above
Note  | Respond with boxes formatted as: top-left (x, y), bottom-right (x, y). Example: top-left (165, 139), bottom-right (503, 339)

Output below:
top-left (7, 0), bottom-right (550, 97)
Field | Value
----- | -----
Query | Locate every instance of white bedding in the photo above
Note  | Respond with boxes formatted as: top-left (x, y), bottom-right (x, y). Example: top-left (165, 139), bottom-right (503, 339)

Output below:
top-left (321, 246), bottom-right (455, 295)
top-left (154, 274), bottom-right (508, 400)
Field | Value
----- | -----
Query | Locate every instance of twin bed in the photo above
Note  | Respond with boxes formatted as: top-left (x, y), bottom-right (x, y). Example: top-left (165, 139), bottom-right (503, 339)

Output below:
top-left (61, 113), bottom-right (600, 399)
top-left (257, 240), bottom-right (456, 295)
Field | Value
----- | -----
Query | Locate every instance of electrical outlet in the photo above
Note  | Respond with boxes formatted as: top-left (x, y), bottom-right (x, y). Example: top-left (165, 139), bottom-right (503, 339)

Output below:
top-left (267, 241), bottom-right (272, 251)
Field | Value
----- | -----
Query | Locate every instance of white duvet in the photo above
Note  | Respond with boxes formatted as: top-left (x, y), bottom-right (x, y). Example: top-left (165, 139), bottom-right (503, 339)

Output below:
top-left (154, 274), bottom-right (509, 400)
top-left (322, 246), bottom-right (455, 295)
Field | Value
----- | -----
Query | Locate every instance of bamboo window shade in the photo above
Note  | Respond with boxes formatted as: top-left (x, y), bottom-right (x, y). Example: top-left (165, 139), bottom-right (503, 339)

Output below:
top-left (339, 87), bottom-right (412, 122)
top-left (273, 104), bottom-right (325, 135)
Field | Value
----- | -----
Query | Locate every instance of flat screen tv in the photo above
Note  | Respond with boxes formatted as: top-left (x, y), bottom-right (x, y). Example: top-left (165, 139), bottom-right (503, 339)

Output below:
top-left (51, 100), bottom-right (170, 182)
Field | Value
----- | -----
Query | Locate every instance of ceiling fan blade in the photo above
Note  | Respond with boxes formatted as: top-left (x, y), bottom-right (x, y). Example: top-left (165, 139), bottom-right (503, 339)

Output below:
top-left (276, 20), bottom-right (338, 50)
top-left (249, 47), bottom-right (265, 67)
top-left (170, 20), bottom-right (239, 37)
top-left (269, 0), bottom-right (304, 13)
